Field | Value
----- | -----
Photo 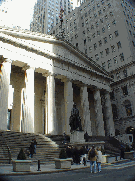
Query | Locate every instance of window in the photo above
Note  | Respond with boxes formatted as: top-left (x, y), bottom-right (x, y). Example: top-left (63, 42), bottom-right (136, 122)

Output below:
top-left (99, 40), bottom-right (102, 46)
top-left (88, 9), bottom-right (91, 14)
top-left (105, 15), bottom-right (108, 19)
top-left (100, 51), bottom-right (103, 58)
top-left (92, 33), bottom-right (95, 38)
top-left (129, 30), bottom-right (132, 35)
top-left (86, 19), bottom-right (88, 24)
top-left (95, 54), bottom-right (99, 61)
top-left (102, 62), bottom-right (106, 69)
top-left (124, 100), bottom-right (132, 116)
top-left (109, 34), bottom-right (113, 40)
top-left (84, 39), bottom-right (86, 45)
top-left (94, 13), bottom-right (97, 18)
top-left (119, 53), bottom-right (124, 61)
top-left (114, 30), bottom-right (119, 37)
top-left (108, 3), bottom-right (111, 8)
top-left (91, 25), bottom-right (94, 29)
top-left (111, 45), bottom-right (116, 52)
top-left (76, 43), bottom-right (78, 48)
top-left (82, 22), bottom-right (84, 27)
top-left (102, 27), bottom-right (105, 33)
top-left (83, 30), bottom-right (85, 34)
top-left (96, 21), bottom-right (99, 27)
top-left (123, 69), bottom-right (127, 77)
top-left (98, 10), bottom-right (102, 15)
top-left (117, 41), bottom-right (122, 49)
top-left (87, 28), bottom-right (90, 32)
top-left (75, 34), bottom-right (78, 39)
top-left (101, 1), bottom-right (104, 5)
top-left (94, 43), bottom-right (97, 50)
top-left (103, 7), bottom-right (106, 12)
top-left (97, 31), bottom-right (100, 35)
top-left (93, 6), bottom-right (95, 10)
top-left (113, 56), bottom-right (118, 64)
top-left (81, 16), bottom-right (83, 20)
top-left (88, 37), bottom-right (91, 41)
top-left (85, 12), bottom-right (87, 17)
top-left (132, 41), bottom-right (135, 47)
top-left (104, 37), bottom-right (107, 43)
top-left (105, 48), bottom-right (110, 55)
top-left (108, 59), bottom-right (112, 68)
top-left (107, 23), bottom-right (110, 29)
top-left (112, 20), bottom-right (116, 25)
top-left (109, 11), bottom-right (113, 16)
top-left (89, 46), bottom-right (92, 52)
top-left (100, 18), bottom-right (104, 23)
top-left (122, 85), bottom-right (128, 95)
top-left (85, 49), bottom-right (87, 54)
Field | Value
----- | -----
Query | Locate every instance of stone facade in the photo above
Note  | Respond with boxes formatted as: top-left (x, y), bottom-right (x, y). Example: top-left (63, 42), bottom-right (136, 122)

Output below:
top-left (0, 27), bottom-right (115, 136)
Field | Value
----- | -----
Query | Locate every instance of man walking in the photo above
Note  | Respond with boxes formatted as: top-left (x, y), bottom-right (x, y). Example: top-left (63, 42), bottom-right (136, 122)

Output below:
top-left (88, 145), bottom-right (98, 173)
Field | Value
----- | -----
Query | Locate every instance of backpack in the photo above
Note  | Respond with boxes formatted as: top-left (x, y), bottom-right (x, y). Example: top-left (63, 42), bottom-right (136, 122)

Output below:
top-left (89, 149), bottom-right (96, 158)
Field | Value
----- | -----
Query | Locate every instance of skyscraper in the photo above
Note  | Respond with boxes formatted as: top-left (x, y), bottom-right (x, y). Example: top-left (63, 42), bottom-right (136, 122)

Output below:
top-left (30, 0), bottom-right (81, 34)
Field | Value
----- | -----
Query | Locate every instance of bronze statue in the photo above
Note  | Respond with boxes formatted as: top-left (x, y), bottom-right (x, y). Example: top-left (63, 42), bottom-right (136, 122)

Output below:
top-left (69, 103), bottom-right (82, 132)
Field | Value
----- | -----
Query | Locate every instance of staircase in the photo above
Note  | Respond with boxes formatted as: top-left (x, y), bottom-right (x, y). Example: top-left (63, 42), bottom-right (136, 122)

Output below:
top-left (0, 133), bottom-right (11, 163)
top-left (46, 135), bottom-right (70, 148)
top-left (0, 131), bottom-right (60, 164)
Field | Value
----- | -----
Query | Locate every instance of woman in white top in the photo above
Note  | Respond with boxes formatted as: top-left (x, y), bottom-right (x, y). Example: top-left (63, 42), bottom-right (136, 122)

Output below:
top-left (96, 147), bottom-right (102, 172)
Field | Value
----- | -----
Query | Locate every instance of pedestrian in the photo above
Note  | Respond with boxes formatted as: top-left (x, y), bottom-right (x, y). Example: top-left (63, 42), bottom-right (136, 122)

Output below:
top-left (33, 138), bottom-right (37, 154)
top-left (120, 145), bottom-right (124, 159)
top-left (96, 147), bottom-right (102, 172)
top-left (88, 145), bottom-right (98, 173)
top-left (74, 147), bottom-right (80, 164)
top-left (66, 146), bottom-right (71, 158)
top-left (29, 140), bottom-right (34, 158)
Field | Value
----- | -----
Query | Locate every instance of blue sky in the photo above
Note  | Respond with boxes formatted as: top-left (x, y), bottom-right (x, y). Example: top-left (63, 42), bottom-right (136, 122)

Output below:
top-left (0, 0), bottom-right (37, 30)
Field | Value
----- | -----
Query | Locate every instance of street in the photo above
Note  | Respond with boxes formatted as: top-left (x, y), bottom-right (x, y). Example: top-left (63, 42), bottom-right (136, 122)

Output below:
top-left (0, 161), bottom-right (135, 181)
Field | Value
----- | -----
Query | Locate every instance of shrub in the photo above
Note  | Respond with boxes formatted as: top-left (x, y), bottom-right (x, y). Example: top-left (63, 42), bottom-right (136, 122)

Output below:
top-left (17, 148), bottom-right (26, 160)
top-left (59, 149), bottom-right (67, 159)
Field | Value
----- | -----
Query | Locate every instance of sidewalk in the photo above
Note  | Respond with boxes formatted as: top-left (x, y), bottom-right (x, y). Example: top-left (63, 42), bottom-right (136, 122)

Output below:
top-left (0, 159), bottom-right (132, 176)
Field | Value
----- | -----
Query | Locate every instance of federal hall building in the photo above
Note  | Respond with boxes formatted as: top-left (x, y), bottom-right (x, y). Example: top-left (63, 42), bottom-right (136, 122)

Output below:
top-left (0, 27), bottom-right (133, 140)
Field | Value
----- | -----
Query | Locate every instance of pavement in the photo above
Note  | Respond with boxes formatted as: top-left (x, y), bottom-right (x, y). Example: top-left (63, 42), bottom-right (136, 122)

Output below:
top-left (0, 159), bottom-right (134, 176)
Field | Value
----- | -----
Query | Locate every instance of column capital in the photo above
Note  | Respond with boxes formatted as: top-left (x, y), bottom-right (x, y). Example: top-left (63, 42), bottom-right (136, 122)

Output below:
top-left (22, 64), bottom-right (35, 71)
top-left (61, 77), bottom-right (71, 83)
top-left (22, 64), bottom-right (30, 71)
top-left (0, 55), bottom-right (8, 64)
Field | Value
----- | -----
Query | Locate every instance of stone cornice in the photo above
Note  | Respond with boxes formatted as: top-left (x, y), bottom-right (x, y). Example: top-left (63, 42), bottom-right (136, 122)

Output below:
top-left (109, 60), bottom-right (135, 74)
top-left (110, 74), bottom-right (135, 87)
top-left (0, 26), bottom-right (108, 76)
top-left (0, 30), bottom-right (112, 82)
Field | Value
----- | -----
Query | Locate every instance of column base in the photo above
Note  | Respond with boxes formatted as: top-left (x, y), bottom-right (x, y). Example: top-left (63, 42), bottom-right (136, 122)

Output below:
top-left (70, 130), bottom-right (85, 143)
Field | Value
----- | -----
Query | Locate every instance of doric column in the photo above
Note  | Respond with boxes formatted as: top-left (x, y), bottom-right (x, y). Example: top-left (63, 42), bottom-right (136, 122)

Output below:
top-left (45, 74), bottom-right (57, 135)
top-left (104, 91), bottom-right (115, 136)
top-left (0, 57), bottom-right (11, 131)
top-left (63, 78), bottom-right (73, 135)
top-left (80, 86), bottom-right (92, 136)
top-left (23, 65), bottom-right (35, 133)
top-left (94, 89), bottom-right (105, 136)
top-left (11, 86), bottom-right (22, 132)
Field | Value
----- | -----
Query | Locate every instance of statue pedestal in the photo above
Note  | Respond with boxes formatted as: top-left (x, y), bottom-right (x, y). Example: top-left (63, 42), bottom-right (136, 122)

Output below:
top-left (70, 131), bottom-right (85, 144)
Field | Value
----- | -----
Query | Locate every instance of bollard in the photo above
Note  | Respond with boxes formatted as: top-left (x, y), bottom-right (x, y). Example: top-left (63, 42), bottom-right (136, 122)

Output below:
top-left (37, 160), bottom-right (41, 171)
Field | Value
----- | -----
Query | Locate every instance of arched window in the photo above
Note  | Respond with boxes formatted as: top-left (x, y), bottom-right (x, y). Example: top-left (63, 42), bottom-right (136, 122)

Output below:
top-left (123, 100), bottom-right (132, 116)
top-left (112, 104), bottom-right (118, 119)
